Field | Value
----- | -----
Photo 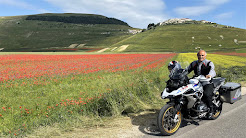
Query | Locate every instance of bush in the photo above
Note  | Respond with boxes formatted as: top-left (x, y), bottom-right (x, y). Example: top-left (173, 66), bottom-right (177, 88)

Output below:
top-left (216, 66), bottom-right (246, 82)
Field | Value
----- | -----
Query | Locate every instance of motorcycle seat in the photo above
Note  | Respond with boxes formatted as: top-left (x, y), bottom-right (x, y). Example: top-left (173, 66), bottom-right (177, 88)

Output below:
top-left (211, 78), bottom-right (226, 88)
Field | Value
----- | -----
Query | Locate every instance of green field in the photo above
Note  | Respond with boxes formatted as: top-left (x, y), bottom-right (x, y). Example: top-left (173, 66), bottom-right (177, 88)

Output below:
top-left (0, 14), bottom-right (135, 51)
top-left (1, 14), bottom-right (246, 52)
top-left (111, 24), bottom-right (246, 52)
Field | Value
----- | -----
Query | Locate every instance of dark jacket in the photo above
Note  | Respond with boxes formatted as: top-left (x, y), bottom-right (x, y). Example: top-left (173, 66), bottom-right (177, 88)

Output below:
top-left (187, 59), bottom-right (216, 77)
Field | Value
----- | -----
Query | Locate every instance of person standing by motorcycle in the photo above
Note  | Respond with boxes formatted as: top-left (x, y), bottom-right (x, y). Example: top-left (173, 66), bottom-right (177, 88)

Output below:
top-left (187, 50), bottom-right (216, 117)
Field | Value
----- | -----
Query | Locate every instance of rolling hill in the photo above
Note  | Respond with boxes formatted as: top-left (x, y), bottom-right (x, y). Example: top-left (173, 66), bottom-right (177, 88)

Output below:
top-left (0, 13), bottom-right (246, 52)
top-left (109, 23), bottom-right (246, 52)
top-left (0, 13), bottom-right (137, 52)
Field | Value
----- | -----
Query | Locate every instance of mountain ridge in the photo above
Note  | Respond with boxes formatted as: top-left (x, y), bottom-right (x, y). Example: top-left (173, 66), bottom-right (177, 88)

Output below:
top-left (0, 13), bottom-right (136, 52)
top-left (25, 13), bottom-right (129, 26)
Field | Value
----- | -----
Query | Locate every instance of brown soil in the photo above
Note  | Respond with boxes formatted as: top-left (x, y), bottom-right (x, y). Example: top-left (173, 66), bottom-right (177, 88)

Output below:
top-left (27, 110), bottom-right (160, 138)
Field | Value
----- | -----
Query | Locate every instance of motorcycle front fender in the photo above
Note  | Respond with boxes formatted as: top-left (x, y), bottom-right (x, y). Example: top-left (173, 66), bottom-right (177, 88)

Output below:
top-left (161, 88), bottom-right (168, 99)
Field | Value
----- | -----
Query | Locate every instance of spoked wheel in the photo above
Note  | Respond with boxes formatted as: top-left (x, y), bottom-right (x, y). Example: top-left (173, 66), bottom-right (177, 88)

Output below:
top-left (157, 104), bottom-right (182, 136)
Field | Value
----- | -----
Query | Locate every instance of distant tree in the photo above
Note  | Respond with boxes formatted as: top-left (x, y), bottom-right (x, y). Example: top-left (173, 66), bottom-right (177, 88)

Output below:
top-left (147, 23), bottom-right (155, 30)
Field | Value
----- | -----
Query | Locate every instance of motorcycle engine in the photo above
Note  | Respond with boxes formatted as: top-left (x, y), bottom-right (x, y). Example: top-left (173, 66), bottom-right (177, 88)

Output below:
top-left (195, 102), bottom-right (208, 112)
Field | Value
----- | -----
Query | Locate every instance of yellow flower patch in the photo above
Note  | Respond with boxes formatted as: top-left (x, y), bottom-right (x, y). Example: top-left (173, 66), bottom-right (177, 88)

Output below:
top-left (176, 53), bottom-right (246, 68)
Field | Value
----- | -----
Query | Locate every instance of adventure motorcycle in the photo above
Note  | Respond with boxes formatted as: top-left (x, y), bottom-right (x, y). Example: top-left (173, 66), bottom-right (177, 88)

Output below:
top-left (157, 64), bottom-right (242, 136)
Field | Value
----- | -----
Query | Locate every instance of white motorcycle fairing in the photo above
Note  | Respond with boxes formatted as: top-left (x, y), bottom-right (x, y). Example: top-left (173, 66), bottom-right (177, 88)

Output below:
top-left (161, 76), bottom-right (209, 99)
top-left (162, 84), bottom-right (196, 99)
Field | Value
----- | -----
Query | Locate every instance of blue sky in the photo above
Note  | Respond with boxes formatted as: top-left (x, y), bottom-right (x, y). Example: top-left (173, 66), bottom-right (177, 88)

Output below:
top-left (0, 0), bottom-right (245, 29)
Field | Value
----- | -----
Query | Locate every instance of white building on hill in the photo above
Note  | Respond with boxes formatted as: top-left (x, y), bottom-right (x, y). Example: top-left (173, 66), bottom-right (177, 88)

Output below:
top-left (159, 18), bottom-right (213, 25)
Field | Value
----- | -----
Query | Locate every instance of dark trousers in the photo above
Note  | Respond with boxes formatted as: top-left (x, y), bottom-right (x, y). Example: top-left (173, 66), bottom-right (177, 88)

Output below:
top-left (202, 84), bottom-right (214, 108)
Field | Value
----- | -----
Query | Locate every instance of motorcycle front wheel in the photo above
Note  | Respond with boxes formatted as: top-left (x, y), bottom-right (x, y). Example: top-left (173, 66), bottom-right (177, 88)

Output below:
top-left (210, 102), bottom-right (223, 120)
top-left (209, 92), bottom-right (223, 120)
top-left (157, 104), bottom-right (182, 136)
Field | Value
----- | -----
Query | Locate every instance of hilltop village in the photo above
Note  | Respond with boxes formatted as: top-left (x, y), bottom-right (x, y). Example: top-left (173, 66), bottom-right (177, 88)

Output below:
top-left (146, 18), bottom-right (233, 30)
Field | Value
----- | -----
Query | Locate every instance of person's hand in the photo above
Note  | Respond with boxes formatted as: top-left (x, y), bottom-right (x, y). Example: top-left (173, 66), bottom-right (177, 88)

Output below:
top-left (206, 75), bottom-right (211, 78)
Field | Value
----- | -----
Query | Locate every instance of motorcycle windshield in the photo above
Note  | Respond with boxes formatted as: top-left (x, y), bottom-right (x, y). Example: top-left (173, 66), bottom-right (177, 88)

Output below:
top-left (169, 64), bottom-right (188, 79)
top-left (169, 65), bottom-right (182, 79)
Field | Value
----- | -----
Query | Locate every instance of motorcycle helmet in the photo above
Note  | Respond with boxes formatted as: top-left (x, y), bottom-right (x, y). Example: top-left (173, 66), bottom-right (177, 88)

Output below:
top-left (168, 61), bottom-right (181, 72)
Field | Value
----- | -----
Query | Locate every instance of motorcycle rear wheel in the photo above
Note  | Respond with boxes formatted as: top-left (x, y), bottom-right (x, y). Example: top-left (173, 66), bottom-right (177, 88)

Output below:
top-left (157, 104), bottom-right (182, 136)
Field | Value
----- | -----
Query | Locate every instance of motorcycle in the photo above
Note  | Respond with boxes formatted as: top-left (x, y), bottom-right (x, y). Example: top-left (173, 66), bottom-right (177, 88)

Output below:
top-left (157, 64), bottom-right (241, 136)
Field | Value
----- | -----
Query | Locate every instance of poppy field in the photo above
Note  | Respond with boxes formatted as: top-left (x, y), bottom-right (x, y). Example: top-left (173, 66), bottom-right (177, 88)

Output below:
top-left (1, 52), bottom-right (245, 136)
top-left (0, 53), bottom-right (176, 136)
top-left (0, 54), bottom-right (176, 83)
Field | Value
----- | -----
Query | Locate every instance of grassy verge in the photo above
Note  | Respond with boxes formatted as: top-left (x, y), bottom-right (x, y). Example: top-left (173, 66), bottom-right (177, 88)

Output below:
top-left (216, 66), bottom-right (246, 84)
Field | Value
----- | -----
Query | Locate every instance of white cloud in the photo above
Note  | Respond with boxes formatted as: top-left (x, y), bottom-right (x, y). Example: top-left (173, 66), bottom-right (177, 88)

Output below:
top-left (174, 6), bottom-right (214, 16)
top-left (44, 0), bottom-right (168, 28)
top-left (204, 0), bottom-right (230, 5)
top-left (215, 12), bottom-right (234, 20)
top-left (0, 0), bottom-right (49, 13)
top-left (174, 0), bottom-right (231, 16)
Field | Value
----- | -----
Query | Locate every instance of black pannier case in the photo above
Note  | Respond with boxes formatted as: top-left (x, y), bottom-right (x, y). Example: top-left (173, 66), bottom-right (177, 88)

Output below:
top-left (219, 82), bottom-right (241, 104)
